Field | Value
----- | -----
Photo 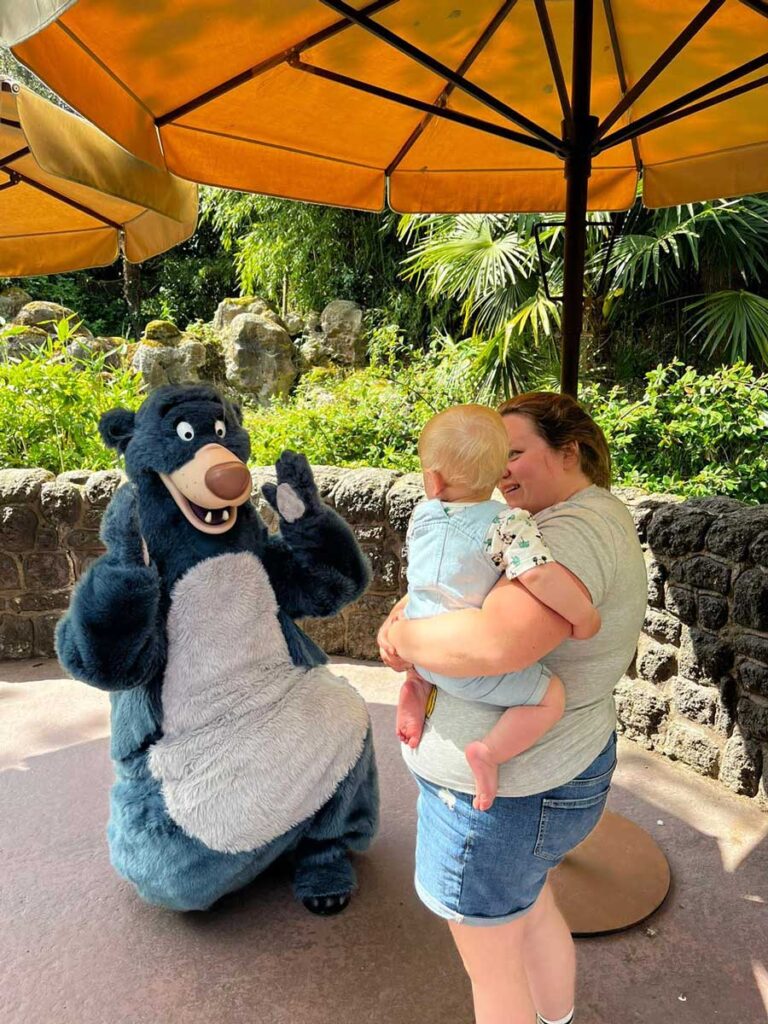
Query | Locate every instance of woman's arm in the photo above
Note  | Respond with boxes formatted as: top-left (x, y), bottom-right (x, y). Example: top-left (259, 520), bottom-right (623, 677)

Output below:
top-left (388, 576), bottom-right (571, 677)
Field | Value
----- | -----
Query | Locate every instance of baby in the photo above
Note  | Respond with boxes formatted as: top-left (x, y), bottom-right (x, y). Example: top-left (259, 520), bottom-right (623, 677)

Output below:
top-left (397, 404), bottom-right (600, 810)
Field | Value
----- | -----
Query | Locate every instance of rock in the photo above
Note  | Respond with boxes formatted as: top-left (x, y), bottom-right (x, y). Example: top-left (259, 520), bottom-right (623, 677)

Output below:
top-left (57, 470), bottom-right (91, 485)
top-left (319, 300), bottom-right (365, 367)
top-left (84, 471), bottom-right (125, 509)
top-left (298, 613), bottom-right (347, 656)
top-left (223, 313), bottom-right (297, 401)
top-left (647, 506), bottom-right (710, 556)
top-left (646, 558), bottom-right (666, 608)
top-left (66, 335), bottom-right (126, 368)
top-left (0, 285), bottom-right (32, 321)
top-left (665, 585), bottom-right (697, 625)
top-left (0, 615), bottom-right (34, 658)
top-left (662, 721), bottom-right (721, 777)
top-left (736, 698), bottom-right (768, 743)
top-left (719, 730), bottom-right (762, 796)
top-left (386, 473), bottom-right (425, 534)
top-left (751, 531), bottom-right (768, 567)
top-left (643, 609), bottom-right (682, 646)
top-left (0, 469), bottom-right (54, 503)
top-left (733, 568), bottom-right (768, 631)
top-left (331, 468), bottom-right (400, 525)
top-left (671, 677), bottom-right (717, 725)
top-left (132, 337), bottom-right (206, 388)
top-left (345, 594), bottom-right (400, 660)
top-left (669, 555), bottom-right (731, 594)
top-left (0, 506), bottom-right (38, 552)
top-left (14, 300), bottom-right (93, 339)
top-left (299, 334), bottom-right (336, 369)
top-left (33, 612), bottom-right (61, 658)
top-left (0, 554), bottom-right (21, 591)
top-left (23, 553), bottom-right (72, 590)
top-left (213, 297), bottom-right (287, 333)
top-left (40, 481), bottom-right (82, 526)
top-left (706, 508), bottom-right (768, 560)
top-left (685, 496), bottom-right (746, 515)
top-left (283, 311), bottom-right (306, 337)
top-left (142, 320), bottom-right (184, 345)
top-left (636, 634), bottom-right (677, 683)
top-left (696, 594), bottom-right (728, 631)
top-left (733, 633), bottom-right (768, 664)
top-left (678, 626), bottom-right (733, 682)
top-left (364, 547), bottom-right (399, 593)
top-left (736, 660), bottom-right (768, 699)
top-left (0, 325), bottom-right (50, 359)
top-left (613, 677), bottom-right (669, 738)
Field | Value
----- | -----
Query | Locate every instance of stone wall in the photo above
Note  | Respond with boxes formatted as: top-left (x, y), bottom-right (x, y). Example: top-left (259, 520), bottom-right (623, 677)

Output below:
top-left (1, 466), bottom-right (766, 806)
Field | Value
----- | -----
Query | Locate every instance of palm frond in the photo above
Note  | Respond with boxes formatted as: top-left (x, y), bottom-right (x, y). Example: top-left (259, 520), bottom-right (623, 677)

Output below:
top-left (686, 290), bottom-right (768, 367)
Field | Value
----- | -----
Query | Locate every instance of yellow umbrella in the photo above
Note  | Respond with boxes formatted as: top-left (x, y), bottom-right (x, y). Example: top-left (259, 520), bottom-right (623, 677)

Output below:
top-left (3, 1), bottom-right (767, 393)
top-left (0, 78), bottom-right (198, 276)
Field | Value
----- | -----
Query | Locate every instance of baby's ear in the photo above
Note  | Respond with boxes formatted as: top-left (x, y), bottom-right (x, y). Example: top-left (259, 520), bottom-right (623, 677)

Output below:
top-left (99, 408), bottom-right (136, 454)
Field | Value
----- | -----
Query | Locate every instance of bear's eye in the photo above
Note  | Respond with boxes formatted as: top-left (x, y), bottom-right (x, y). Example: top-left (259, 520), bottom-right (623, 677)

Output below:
top-left (214, 419), bottom-right (226, 438)
top-left (176, 421), bottom-right (195, 442)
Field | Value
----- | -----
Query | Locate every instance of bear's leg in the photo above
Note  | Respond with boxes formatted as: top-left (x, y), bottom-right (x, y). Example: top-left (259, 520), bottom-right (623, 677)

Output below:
top-left (108, 757), bottom-right (301, 911)
top-left (292, 727), bottom-right (379, 915)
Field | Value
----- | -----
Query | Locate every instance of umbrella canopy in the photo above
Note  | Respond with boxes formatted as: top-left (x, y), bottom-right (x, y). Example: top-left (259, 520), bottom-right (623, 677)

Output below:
top-left (5, 0), bottom-right (766, 391)
top-left (3, 0), bottom-right (767, 212)
top-left (0, 78), bottom-right (198, 277)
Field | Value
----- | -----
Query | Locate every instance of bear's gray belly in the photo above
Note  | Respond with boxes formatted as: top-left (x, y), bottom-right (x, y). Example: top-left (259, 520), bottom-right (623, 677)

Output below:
top-left (148, 552), bottom-right (369, 853)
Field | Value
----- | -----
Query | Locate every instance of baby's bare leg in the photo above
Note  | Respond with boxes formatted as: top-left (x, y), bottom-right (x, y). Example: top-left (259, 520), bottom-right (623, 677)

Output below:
top-left (396, 669), bottom-right (433, 748)
top-left (465, 675), bottom-right (566, 811)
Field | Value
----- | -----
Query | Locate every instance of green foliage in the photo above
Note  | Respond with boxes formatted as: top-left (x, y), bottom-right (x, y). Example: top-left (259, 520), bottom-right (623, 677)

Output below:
top-left (584, 361), bottom-right (768, 504)
top-left (0, 332), bottom-right (143, 473)
top-left (244, 338), bottom-right (480, 470)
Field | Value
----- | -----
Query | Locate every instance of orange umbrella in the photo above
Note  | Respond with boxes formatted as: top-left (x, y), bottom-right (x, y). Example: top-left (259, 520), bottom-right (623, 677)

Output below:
top-left (3, 1), bottom-right (768, 391)
top-left (0, 78), bottom-right (198, 276)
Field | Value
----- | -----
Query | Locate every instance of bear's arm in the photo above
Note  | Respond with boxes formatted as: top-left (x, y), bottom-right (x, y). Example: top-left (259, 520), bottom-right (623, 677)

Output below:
top-left (260, 452), bottom-right (370, 619)
top-left (55, 485), bottom-right (167, 691)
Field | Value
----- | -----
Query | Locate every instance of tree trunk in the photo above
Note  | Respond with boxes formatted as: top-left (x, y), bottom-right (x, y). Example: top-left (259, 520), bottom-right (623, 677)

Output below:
top-left (122, 256), bottom-right (143, 340)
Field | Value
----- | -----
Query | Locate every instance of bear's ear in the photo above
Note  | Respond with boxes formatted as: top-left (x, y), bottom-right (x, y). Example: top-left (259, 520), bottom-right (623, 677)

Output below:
top-left (230, 400), bottom-right (244, 425)
top-left (98, 408), bottom-right (135, 454)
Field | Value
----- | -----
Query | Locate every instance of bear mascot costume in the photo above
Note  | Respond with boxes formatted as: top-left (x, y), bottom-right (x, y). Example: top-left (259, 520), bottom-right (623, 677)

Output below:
top-left (56, 383), bottom-right (378, 914)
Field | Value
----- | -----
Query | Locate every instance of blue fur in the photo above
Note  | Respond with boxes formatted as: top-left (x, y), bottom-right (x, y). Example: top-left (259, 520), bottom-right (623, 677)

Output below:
top-left (56, 384), bottom-right (378, 911)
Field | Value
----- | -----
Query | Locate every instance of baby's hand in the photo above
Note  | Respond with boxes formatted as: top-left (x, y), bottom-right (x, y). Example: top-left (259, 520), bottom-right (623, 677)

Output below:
top-left (572, 606), bottom-right (601, 640)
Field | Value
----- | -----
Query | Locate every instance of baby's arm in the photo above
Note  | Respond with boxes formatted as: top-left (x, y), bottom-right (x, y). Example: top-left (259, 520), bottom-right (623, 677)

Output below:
top-left (518, 562), bottom-right (601, 639)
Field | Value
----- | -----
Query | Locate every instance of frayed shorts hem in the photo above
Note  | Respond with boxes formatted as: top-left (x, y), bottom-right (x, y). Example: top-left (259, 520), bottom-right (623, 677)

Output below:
top-left (414, 873), bottom-right (536, 927)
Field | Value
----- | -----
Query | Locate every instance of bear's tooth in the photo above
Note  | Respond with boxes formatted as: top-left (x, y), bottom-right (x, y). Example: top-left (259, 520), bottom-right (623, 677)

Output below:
top-left (205, 511), bottom-right (213, 524)
top-left (222, 509), bottom-right (230, 522)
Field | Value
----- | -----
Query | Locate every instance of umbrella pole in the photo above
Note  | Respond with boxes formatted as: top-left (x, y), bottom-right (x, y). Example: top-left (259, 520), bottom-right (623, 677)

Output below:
top-left (559, 0), bottom-right (597, 397)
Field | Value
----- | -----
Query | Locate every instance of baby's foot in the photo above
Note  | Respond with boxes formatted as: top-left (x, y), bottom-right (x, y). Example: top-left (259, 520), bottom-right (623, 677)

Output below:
top-left (465, 741), bottom-right (500, 811)
top-left (396, 679), bottom-right (427, 748)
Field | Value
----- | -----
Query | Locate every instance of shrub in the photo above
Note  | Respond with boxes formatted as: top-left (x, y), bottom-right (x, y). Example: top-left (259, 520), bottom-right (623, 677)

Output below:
top-left (0, 335), bottom-right (143, 473)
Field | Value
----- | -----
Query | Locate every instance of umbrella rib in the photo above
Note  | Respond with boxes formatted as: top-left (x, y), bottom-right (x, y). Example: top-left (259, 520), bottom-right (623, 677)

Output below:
top-left (155, 0), bottom-right (399, 126)
top-left (289, 57), bottom-right (557, 155)
top-left (597, 0), bottom-right (727, 140)
top-left (11, 170), bottom-right (123, 231)
top-left (533, 0), bottom-right (572, 130)
top-left (318, 0), bottom-right (565, 154)
top-left (596, 55), bottom-right (768, 152)
top-left (601, 0), bottom-right (642, 171)
top-left (0, 146), bottom-right (31, 170)
top-left (386, 0), bottom-right (520, 177)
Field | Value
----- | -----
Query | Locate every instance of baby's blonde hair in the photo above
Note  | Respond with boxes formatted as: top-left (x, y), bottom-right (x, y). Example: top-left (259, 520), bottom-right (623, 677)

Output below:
top-left (418, 404), bottom-right (509, 496)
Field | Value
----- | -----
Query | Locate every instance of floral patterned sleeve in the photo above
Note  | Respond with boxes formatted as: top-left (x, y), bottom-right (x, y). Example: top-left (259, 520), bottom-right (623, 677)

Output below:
top-left (484, 507), bottom-right (555, 578)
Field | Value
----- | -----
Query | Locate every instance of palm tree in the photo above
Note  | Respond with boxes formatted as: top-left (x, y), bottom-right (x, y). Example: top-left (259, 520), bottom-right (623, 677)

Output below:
top-left (399, 195), bottom-right (768, 397)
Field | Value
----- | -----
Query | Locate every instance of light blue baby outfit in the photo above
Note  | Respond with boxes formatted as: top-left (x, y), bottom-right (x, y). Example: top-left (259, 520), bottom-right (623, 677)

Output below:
top-left (405, 498), bottom-right (553, 707)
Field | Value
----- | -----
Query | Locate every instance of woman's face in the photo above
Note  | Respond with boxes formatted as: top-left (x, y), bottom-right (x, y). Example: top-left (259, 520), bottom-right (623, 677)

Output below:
top-left (499, 413), bottom-right (573, 514)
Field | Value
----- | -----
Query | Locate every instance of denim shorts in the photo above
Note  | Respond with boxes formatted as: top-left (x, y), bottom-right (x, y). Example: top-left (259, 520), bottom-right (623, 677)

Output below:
top-left (413, 732), bottom-right (617, 927)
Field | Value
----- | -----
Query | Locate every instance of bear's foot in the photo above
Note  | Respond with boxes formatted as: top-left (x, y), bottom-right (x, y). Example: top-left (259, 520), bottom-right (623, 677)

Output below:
top-left (302, 893), bottom-right (351, 916)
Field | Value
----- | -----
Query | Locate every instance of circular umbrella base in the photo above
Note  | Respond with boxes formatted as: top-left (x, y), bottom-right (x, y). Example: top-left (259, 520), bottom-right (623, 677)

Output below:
top-left (549, 811), bottom-right (671, 937)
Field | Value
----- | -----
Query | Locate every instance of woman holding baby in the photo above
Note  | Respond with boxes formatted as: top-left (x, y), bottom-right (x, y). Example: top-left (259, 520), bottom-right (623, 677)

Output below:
top-left (379, 392), bottom-right (647, 1024)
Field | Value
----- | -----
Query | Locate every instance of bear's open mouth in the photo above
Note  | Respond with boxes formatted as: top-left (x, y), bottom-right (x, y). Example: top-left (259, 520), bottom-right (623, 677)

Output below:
top-left (187, 500), bottom-right (233, 526)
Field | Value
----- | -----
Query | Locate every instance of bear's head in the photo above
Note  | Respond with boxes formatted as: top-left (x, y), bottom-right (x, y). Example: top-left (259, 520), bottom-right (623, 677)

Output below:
top-left (100, 384), bottom-right (254, 537)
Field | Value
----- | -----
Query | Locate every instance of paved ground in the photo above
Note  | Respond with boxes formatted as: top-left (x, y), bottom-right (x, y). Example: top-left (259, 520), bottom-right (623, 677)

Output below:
top-left (1, 657), bottom-right (767, 1024)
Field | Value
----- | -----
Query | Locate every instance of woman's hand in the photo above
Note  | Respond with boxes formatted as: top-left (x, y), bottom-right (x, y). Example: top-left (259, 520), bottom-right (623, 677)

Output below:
top-left (378, 595), bottom-right (411, 672)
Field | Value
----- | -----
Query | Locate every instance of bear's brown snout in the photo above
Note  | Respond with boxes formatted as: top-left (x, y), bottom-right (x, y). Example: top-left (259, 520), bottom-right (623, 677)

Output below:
top-left (205, 462), bottom-right (252, 501)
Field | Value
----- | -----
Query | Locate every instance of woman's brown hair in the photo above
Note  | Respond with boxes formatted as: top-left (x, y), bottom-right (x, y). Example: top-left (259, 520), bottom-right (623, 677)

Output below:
top-left (497, 392), bottom-right (612, 489)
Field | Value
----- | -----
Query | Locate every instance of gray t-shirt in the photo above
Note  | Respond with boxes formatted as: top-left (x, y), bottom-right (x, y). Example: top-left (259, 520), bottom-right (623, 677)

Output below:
top-left (401, 485), bottom-right (647, 797)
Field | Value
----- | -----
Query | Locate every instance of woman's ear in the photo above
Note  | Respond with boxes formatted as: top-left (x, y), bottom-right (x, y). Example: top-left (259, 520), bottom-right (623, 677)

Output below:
top-left (562, 439), bottom-right (580, 468)
top-left (98, 408), bottom-right (135, 453)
